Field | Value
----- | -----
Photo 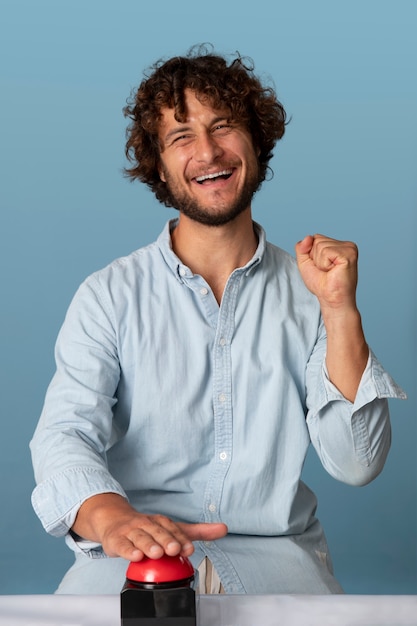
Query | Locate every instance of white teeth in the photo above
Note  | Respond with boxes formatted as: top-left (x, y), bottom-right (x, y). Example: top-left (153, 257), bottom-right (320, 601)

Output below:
top-left (195, 169), bottom-right (232, 182)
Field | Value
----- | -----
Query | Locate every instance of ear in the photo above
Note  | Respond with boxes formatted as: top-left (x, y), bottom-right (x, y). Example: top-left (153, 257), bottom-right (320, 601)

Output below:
top-left (158, 161), bottom-right (166, 183)
top-left (159, 170), bottom-right (166, 183)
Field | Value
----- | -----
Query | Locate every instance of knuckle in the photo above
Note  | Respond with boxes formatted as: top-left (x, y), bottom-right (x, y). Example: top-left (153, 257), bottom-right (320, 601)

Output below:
top-left (139, 514), bottom-right (159, 530)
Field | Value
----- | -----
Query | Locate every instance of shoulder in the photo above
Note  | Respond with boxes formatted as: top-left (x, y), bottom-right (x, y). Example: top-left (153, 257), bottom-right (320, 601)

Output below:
top-left (66, 240), bottom-right (163, 318)
top-left (87, 240), bottom-right (161, 288)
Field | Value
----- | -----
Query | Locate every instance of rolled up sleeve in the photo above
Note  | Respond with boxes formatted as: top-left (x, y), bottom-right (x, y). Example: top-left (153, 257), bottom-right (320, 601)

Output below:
top-left (30, 277), bottom-right (127, 540)
top-left (306, 348), bottom-right (407, 486)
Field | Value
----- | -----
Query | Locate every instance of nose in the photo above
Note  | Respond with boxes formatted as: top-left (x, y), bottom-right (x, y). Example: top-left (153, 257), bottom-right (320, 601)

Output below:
top-left (193, 131), bottom-right (223, 163)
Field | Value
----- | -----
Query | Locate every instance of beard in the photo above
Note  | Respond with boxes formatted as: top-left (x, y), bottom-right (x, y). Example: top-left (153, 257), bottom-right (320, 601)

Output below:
top-left (161, 165), bottom-right (261, 227)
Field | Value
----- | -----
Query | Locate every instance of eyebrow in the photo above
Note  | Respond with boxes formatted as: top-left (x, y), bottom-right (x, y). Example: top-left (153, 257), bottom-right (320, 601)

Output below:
top-left (162, 116), bottom-right (231, 145)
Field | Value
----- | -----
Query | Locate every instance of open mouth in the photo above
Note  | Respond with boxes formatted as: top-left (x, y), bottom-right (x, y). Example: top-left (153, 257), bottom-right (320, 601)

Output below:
top-left (194, 169), bottom-right (233, 184)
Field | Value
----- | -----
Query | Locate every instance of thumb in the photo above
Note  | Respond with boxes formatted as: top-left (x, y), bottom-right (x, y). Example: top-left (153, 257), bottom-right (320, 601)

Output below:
top-left (178, 522), bottom-right (228, 542)
top-left (295, 235), bottom-right (314, 263)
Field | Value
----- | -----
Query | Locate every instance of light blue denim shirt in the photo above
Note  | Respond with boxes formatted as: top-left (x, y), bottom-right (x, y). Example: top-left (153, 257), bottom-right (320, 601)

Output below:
top-left (30, 219), bottom-right (405, 594)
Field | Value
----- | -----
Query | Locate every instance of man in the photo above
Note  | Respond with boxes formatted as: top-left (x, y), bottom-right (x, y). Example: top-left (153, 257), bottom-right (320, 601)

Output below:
top-left (30, 46), bottom-right (405, 595)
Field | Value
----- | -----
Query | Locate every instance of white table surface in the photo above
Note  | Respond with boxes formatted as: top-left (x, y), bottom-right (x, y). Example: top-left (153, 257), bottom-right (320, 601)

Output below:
top-left (0, 594), bottom-right (416, 626)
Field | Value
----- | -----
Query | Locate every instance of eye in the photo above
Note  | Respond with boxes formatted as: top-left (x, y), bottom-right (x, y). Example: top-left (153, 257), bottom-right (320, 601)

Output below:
top-left (212, 124), bottom-right (232, 134)
top-left (170, 134), bottom-right (193, 147)
top-left (173, 134), bottom-right (190, 142)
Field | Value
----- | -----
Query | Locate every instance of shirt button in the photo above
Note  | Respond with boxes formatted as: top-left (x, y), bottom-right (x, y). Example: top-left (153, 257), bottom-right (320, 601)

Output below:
top-left (219, 451), bottom-right (227, 461)
top-left (179, 267), bottom-right (186, 277)
top-left (200, 287), bottom-right (208, 296)
top-left (219, 337), bottom-right (226, 346)
top-left (208, 503), bottom-right (216, 512)
top-left (218, 393), bottom-right (226, 403)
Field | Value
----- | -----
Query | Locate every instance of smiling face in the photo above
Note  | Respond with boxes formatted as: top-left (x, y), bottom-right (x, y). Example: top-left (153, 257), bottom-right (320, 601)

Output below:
top-left (157, 90), bottom-right (261, 227)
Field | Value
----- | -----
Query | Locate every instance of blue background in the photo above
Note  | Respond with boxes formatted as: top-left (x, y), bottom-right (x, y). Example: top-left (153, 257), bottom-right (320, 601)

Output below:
top-left (1, 0), bottom-right (415, 595)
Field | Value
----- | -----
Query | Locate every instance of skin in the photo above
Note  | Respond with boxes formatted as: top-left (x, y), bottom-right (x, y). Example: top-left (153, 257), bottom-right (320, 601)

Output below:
top-left (158, 89), bottom-right (261, 229)
top-left (71, 89), bottom-right (369, 561)
top-left (295, 234), bottom-right (368, 402)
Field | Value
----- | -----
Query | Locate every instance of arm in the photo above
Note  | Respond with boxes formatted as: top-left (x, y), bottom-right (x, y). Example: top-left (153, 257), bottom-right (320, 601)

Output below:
top-left (296, 234), bottom-right (406, 485)
top-left (295, 234), bottom-right (368, 401)
top-left (30, 277), bottom-right (227, 559)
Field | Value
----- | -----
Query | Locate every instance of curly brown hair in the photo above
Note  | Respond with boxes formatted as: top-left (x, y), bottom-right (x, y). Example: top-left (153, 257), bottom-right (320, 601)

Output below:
top-left (123, 44), bottom-right (288, 207)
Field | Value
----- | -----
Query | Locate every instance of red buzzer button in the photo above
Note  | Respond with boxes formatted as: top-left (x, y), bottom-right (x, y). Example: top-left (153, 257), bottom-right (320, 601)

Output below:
top-left (126, 554), bottom-right (195, 584)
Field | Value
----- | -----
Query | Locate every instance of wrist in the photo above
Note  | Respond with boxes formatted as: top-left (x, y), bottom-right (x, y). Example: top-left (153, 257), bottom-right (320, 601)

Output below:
top-left (72, 492), bottom-right (131, 541)
top-left (320, 302), bottom-right (362, 331)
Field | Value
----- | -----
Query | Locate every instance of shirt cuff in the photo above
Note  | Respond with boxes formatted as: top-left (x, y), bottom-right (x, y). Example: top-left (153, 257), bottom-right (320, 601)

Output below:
top-left (31, 467), bottom-right (127, 537)
top-left (321, 349), bottom-right (407, 411)
top-left (65, 532), bottom-right (107, 558)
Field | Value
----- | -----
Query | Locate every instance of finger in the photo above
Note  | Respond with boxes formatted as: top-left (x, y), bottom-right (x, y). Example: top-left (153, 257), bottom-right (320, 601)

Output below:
top-left (178, 522), bottom-right (228, 543)
top-left (102, 515), bottom-right (187, 560)
top-left (104, 518), bottom-right (228, 561)
top-left (117, 522), bottom-right (228, 561)
top-left (111, 527), bottom-right (182, 561)
top-left (134, 515), bottom-right (195, 557)
top-left (103, 533), bottom-right (147, 561)
top-left (312, 239), bottom-right (358, 272)
top-left (127, 526), bottom-right (170, 559)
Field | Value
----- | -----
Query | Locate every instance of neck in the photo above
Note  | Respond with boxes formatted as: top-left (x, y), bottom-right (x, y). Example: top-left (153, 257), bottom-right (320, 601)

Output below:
top-left (171, 209), bottom-right (258, 303)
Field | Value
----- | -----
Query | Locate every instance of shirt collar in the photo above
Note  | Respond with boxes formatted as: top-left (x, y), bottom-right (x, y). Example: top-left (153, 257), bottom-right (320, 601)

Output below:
top-left (157, 218), bottom-right (266, 282)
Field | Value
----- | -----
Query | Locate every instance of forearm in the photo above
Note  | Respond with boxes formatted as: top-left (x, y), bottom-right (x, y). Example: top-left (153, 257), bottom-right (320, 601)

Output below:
top-left (322, 306), bottom-right (369, 402)
top-left (295, 234), bottom-right (369, 402)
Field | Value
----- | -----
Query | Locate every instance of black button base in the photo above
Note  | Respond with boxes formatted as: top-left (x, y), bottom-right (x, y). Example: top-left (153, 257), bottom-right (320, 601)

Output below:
top-left (121, 582), bottom-right (197, 626)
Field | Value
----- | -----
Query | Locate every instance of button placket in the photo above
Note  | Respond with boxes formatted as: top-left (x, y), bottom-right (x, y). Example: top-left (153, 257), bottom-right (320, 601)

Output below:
top-left (202, 269), bottom-right (243, 522)
top-left (191, 275), bottom-right (221, 327)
